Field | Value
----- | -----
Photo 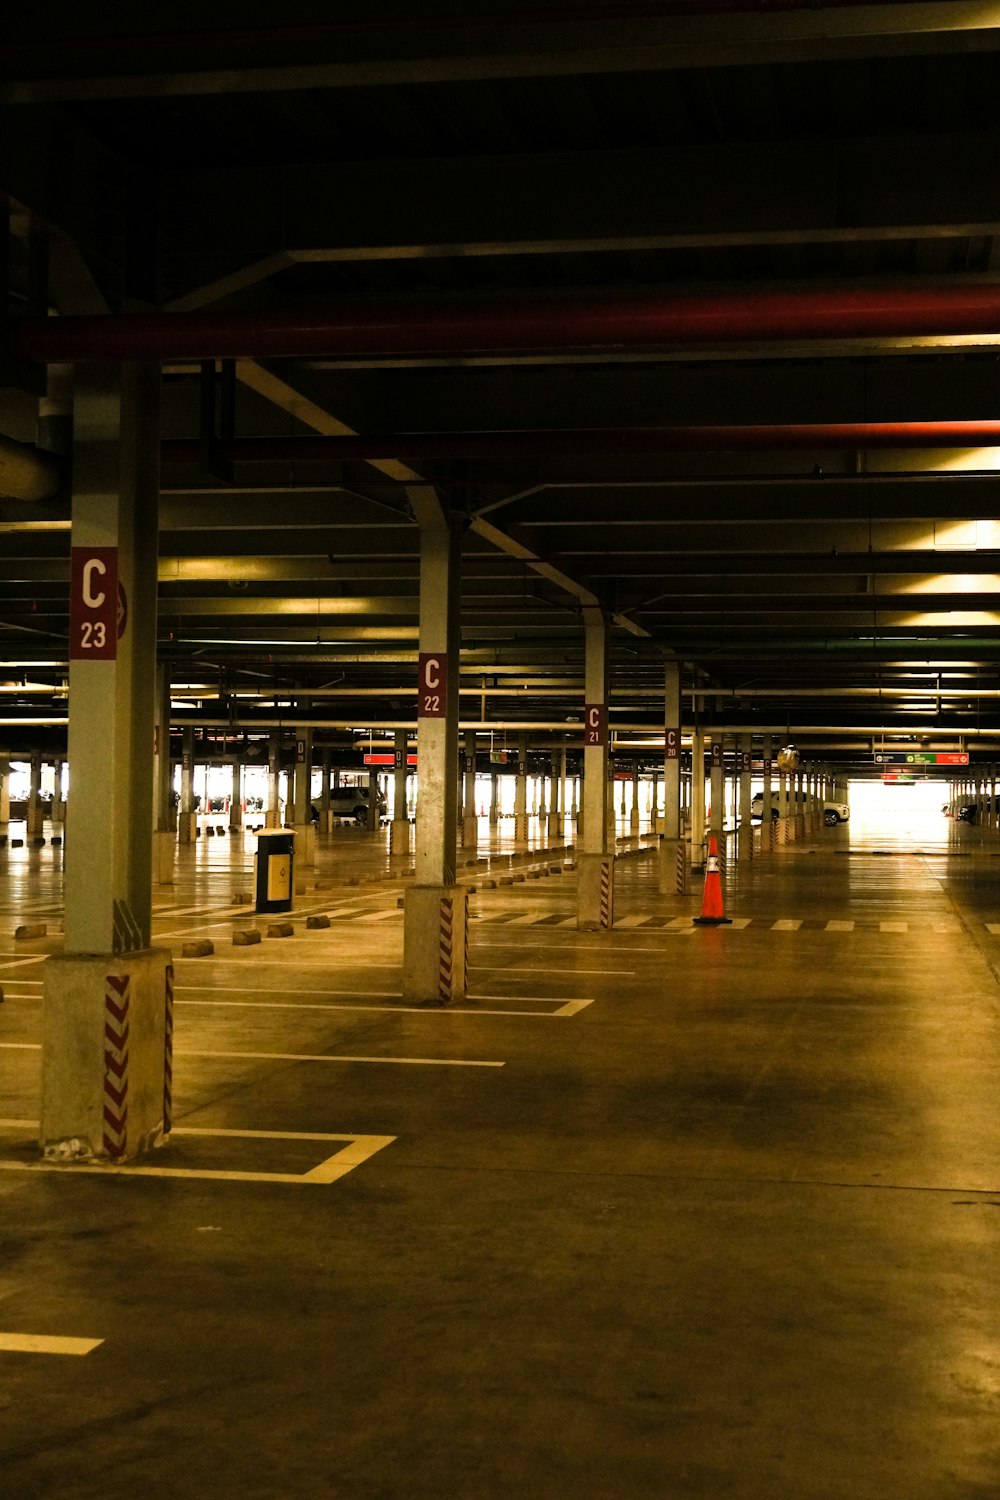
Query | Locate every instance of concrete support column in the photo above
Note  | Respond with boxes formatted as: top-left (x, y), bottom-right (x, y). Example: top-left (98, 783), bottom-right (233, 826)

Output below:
top-left (43, 361), bottom-right (169, 1162)
top-left (318, 748), bottom-right (332, 832)
top-left (578, 609), bottom-right (614, 929)
top-left (514, 733), bottom-right (529, 845)
top-left (292, 728), bottom-right (315, 867)
top-left (403, 496), bottom-right (467, 1003)
top-left (690, 729), bottom-right (706, 872)
top-left (547, 751), bottom-right (562, 840)
top-left (737, 733), bottom-right (753, 861)
top-left (178, 726), bottom-right (197, 843)
top-left (489, 770), bottom-right (499, 827)
top-left (51, 757), bottom-right (66, 830)
top-left (265, 731), bottom-right (282, 828)
top-left (462, 730), bottom-right (478, 850)
top-left (390, 729), bottom-right (412, 856)
top-left (571, 770), bottom-right (580, 830)
top-left (777, 764), bottom-right (789, 844)
top-left (0, 755), bottom-right (9, 846)
top-left (659, 660), bottom-right (685, 894)
top-left (229, 759), bottom-right (243, 835)
top-left (152, 665), bottom-right (174, 883)
top-left (629, 762), bottom-right (641, 833)
top-left (26, 750), bottom-right (44, 841)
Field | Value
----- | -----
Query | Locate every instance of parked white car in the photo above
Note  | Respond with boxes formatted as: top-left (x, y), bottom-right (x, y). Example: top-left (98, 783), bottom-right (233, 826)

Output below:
top-left (752, 791), bottom-right (849, 827)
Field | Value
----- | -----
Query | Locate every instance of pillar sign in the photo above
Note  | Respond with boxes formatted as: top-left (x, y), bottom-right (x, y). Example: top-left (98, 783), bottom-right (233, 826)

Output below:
top-left (665, 728), bottom-right (679, 760)
top-left (764, 758), bottom-right (772, 776)
top-left (296, 738), bottom-right (306, 764)
top-left (465, 754), bottom-right (475, 773)
top-left (418, 653), bottom-right (448, 717)
top-left (742, 752), bottom-right (752, 772)
top-left (70, 547), bottom-right (119, 661)
top-left (585, 704), bottom-right (607, 746)
top-left (711, 742), bottom-right (722, 767)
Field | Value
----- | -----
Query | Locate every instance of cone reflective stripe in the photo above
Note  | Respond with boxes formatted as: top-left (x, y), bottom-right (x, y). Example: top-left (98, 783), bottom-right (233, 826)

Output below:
top-left (693, 835), bottom-right (732, 926)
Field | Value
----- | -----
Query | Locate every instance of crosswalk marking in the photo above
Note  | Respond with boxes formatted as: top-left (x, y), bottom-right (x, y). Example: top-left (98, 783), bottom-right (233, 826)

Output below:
top-left (771, 919), bottom-right (802, 931)
top-left (825, 920), bottom-right (854, 932)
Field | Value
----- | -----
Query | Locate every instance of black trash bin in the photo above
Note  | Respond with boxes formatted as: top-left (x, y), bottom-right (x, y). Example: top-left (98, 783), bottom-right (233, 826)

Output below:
top-left (254, 829), bottom-right (295, 913)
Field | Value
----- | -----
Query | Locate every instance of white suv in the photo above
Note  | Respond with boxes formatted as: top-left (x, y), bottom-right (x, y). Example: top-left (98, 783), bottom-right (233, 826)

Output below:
top-left (752, 792), bottom-right (849, 827)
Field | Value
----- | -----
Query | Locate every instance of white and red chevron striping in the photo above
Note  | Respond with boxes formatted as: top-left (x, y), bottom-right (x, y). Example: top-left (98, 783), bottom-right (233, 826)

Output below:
top-left (103, 973), bottom-right (130, 1160)
top-left (439, 897), bottom-right (454, 1002)
top-left (163, 963), bottom-right (175, 1136)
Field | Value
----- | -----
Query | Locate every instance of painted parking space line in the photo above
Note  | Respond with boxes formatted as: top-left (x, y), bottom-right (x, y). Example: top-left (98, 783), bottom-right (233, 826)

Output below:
top-left (986, 924), bottom-right (1000, 935)
top-left (613, 915), bottom-right (650, 928)
top-left (0, 956), bottom-right (49, 971)
top-left (0, 1122), bottom-right (396, 1187)
top-left (490, 965), bottom-right (633, 976)
top-left (0, 1333), bottom-right (103, 1356)
top-left (728, 918), bottom-right (753, 930)
top-left (353, 909), bottom-right (403, 923)
top-left (879, 921), bottom-right (909, 933)
top-left (180, 1046), bottom-right (504, 1068)
top-left (826, 920), bottom-right (855, 932)
top-left (177, 995), bottom-right (590, 1019)
top-left (771, 920), bottom-right (803, 931)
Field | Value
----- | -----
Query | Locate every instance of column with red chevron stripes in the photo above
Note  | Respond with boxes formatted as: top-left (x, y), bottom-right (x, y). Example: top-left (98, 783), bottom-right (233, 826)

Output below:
top-left (40, 364), bottom-right (172, 1163)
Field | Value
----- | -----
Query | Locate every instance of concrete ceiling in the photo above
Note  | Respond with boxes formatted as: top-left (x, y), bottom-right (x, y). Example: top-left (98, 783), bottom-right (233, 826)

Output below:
top-left (4, 3), bottom-right (1000, 769)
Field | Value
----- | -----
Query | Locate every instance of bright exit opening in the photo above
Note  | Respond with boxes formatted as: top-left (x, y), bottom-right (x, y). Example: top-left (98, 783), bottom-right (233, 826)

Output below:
top-left (846, 778), bottom-right (955, 846)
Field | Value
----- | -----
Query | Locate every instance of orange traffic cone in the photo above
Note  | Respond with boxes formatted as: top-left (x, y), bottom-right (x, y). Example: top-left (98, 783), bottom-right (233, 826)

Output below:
top-left (693, 835), bottom-right (732, 926)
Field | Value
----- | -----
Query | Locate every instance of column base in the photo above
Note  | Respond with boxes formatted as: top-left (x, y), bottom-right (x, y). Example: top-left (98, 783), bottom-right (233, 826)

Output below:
top-left (177, 811), bottom-right (198, 844)
top-left (659, 837), bottom-right (687, 895)
top-left (154, 829), bottom-right (175, 885)
top-left (737, 824), bottom-right (754, 862)
top-left (514, 814), bottom-right (530, 845)
top-left (390, 818), bottom-right (412, 856)
top-left (547, 812), bottom-right (561, 840)
top-left (461, 815), bottom-right (478, 849)
top-left (292, 823), bottom-right (316, 867)
top-left (577, 852), bottom-right (615, 930)
top-left (41, 948), bottom-right (173, 1162)
top-left (264, 807), bottom-right (282, 830)
top-left (403, 886), bottom-right (468, 1004)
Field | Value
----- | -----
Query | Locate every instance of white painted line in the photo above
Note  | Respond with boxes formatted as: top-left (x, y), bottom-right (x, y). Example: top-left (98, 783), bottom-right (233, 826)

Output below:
top-left (879, 921), bottom-right (908, 933)
top-left (353, 910), bottom-right (403, 923)
top-left (986, 923), bottom-right (1000, 935)
top-left (826, 920), bottom-right (855, 932)
top-left (0, 1126), bottom-right (396, 1187)
top-left (728, 918), bottom-right (752, 930)
top-left (614, 915), bottom-right (650, 928)
top-left (771, 920), bottom-right (802, 931)
top-left (177, 995), bottom-right (590, 1019)
top-left (551, 998), bottom-right (595, 1018)
top-left (0, 957), bottom-right (48, 971)
top-left (0, 1043), bottom-right (40, 1050)
top-left (555, 918), bottom-right (577, 927)
top-left (0, 1333), bottom-right (103, 1356)
top-left (177, 983), bottom-right (400, 1000)
top-left (505, 913), bottom-right (555, 925)
top-left (490, 965), bottom-right (634, 976)
top-left (664, 917), bottom-right (691, 930)
top-left (180, 1047), bottom-right (503, 1068)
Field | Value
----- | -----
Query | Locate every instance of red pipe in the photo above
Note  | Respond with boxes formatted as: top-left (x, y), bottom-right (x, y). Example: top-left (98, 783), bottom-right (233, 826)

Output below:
top-left (162, 422), bottom-right (1000, 463)
top-left (11, 285), bottom-right (1000, 364)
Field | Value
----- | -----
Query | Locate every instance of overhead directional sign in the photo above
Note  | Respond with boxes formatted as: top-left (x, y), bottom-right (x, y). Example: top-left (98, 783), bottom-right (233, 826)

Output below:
top-left (874, 752), bottom-right (969, 766)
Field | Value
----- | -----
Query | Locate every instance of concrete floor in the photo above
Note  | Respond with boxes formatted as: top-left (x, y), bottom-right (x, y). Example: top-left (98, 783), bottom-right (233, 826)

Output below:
top-left (1, 817), bottom-right (998, 1498)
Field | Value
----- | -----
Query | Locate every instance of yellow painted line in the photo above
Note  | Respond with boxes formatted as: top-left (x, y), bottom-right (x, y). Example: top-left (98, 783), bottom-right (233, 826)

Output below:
top-left (180, 1047), bottom-right (503, 1068)
top-left (0, 1333), bottom-right (103, 1356)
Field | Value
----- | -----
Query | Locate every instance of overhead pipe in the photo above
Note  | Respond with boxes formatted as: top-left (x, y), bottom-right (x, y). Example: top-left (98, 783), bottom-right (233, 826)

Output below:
top-left (10, 284), bottom-right (1000, 364)
top-left (162, 420), bottom-right (1000, 463)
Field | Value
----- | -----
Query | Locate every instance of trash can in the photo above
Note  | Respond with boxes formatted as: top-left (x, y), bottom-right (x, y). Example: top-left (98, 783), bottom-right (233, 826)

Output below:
top-left (254, 829), bottom-right (295, 914)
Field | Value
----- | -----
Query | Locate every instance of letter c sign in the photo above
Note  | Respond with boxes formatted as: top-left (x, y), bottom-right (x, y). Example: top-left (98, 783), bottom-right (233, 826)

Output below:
top-left (665, 727), bottom-right (679, 760)
top-left (418, 653), bottom-right (448, 718)
top-left (70, 547), bottom-right (118, 661)
top-left (584, 704), bottom-right (606, 747)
